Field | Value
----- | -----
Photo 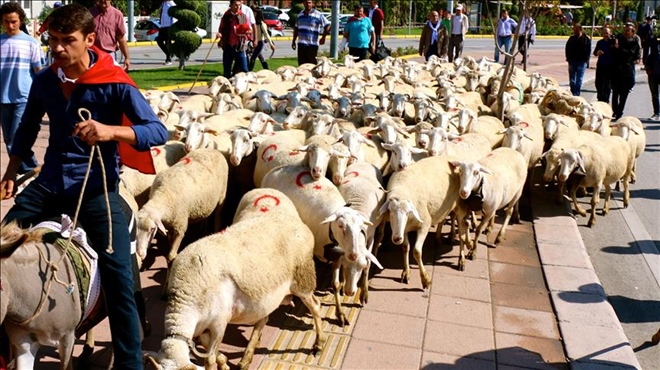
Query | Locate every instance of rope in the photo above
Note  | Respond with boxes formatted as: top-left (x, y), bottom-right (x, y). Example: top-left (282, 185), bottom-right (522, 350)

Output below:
top-left (12, 108), bottom-right (114, 327)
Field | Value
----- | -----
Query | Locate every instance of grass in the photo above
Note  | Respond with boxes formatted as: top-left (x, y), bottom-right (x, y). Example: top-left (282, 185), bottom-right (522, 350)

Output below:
top-left (127, 57), bottom-right (299, 90)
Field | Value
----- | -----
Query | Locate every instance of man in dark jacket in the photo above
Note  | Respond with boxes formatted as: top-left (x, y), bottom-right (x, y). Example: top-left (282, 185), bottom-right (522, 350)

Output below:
top-left (611, 23), bottom-right (642, 120)
top-left (593, 27), bottom-right (615, 103)
top-left (645, 35), bottom-right (660, 121)
top-left (565, 23), bottom-right (591, 96)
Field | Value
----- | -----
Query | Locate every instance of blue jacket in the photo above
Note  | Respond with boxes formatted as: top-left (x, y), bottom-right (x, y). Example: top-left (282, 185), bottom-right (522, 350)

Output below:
top-left (11, 59), bottom-right (167, 196)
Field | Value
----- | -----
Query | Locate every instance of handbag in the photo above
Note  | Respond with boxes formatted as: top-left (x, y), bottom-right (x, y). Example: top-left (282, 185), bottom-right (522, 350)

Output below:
top-left (371, 40), bottom-right (391, 62)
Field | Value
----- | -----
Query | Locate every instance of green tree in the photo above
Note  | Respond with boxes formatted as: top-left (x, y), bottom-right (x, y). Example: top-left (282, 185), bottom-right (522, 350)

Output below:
top-left (167, 0), bottom-right (203, 70)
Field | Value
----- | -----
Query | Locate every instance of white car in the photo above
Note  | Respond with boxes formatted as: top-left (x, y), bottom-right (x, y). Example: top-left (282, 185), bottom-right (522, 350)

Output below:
top-left (134, 18), bottom-right (207, 41)
top-left (279, 8), bottom-right (290, 23)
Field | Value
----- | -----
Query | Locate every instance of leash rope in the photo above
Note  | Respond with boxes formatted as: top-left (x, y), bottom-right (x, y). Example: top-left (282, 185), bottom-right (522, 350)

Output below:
top-left (12, 108), bottom-right (113, 326)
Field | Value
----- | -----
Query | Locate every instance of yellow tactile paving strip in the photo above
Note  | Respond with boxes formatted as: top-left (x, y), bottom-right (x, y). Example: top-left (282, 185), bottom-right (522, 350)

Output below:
top-left (259, 290), bottom-right (363, 369)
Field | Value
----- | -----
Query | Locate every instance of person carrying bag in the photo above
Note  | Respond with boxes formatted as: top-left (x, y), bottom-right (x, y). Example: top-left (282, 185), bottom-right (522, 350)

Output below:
top-left (371, 39), bottom-right (391, 62)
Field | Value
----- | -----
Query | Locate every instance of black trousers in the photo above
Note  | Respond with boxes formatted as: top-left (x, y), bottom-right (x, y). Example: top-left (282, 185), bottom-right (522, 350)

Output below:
top-left (595, 65), bottom-right (612, 103)
top-left (297, 44), bottom-right (319, 65)
top-left (156, 26), bottom-right (171, 62)
top-left (349, 47), bottom-right (368, 62)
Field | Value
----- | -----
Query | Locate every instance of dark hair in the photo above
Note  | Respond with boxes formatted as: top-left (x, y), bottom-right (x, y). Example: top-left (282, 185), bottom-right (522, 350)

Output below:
top-left (48, 4), bottom-right (95, 36)
top-left (255, 8), bottom-right (264, 25)
top-left (354, 5), bottom-right (363, 10)
top-left (0, 2), bottom-right (27, 21)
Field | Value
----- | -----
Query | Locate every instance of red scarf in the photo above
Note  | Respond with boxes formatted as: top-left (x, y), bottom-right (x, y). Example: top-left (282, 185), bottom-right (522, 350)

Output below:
top-left (51, 46), bottom-right (156, 174)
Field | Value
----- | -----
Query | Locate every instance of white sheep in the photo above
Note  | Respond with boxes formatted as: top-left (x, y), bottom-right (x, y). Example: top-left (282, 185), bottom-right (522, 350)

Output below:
top-left (609, 116), bottom-right (646, 183)
top-left (338, 161), bottom-right (386, 305)
top-left (261, 165), bottom-right (379, 326)
top-left (136, 149), bottom-right (228, 263)
top-left (556, 136), bottom-right (633, 227)
top-left (378, 155), bottom-right (461, 289)
top-left (153, 188), bottom-right (324, 370)
top-left (456, 115), bottom-right (506, 149)
top-left (253, 134), bottom-right (306, 187)
top-left (449, 147), bottom-right (528, 271)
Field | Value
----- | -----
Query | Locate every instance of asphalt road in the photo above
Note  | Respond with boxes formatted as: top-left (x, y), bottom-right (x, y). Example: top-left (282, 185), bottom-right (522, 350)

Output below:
top-left (125, 37), bottom-right (568, 70)
top-left (575, 74), bottom-right (660, 370)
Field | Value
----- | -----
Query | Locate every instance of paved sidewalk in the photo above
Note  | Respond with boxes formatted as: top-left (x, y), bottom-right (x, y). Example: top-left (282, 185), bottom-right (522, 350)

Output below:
top-left (0, 49), bottom-right (643, 369)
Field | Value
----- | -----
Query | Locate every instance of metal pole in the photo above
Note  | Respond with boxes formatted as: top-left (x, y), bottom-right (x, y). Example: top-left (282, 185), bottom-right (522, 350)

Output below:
top-left (497, 0), bottom-right (501, 19)
top-left (408, 0), bottom-right (412, 35)
top-left (330, 0), bottom-right (340, 58)
top-left (128, 0), bottom-right (135, 42)
top-left (613, 0), bottom-right (617, 20)
top-left (448, 0), bottom-right (454, 13)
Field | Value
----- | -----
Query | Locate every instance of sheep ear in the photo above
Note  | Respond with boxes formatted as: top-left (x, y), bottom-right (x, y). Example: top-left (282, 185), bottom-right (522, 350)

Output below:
top-left (378, 199), bottom-right (390, 218)
top-left (630, 125), bottom-right (641, 135)
top-left (408, 203), bottom-right (424, 224)
top-left (497, 128), bottom-right (507, 135)
top-left (576, 152), bottom-right (587, 173)
top-left (156, 219), bottom-right (168, 236)
top-left (523, 132), bottom-right (533, 141)
top-left (205, 128), bottom-right (219, 136)
top-left (479, 166), bottom-right (494, 175)
top-left (295, 145), bottom-right (309, 152)
top-left (411, 147), bottom-right (427, 155)
top-left (448, 161), bottom-right (460, 171)
top-left (368, 252), bottom-right (384, 270)
top-left (320, 213), bottom-right (338, 224)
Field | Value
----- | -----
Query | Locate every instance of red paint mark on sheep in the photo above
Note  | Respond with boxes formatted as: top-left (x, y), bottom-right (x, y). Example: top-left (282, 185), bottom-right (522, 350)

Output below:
top-left (295, 171), bottom-right (312, 188)
top-left (179, 157), bottom-right (191, 165)
top-left (313, 184), bottom-right (322, 190)
top-left (452, 137), bottom-right (462, 142)
top-left (342, 171), bottom-right (360, 184)
top-left (261, 144), bottom-right (278, 162)
top-left (151, 147), bottom-right (162, 156)
top-left (289, 151), bottom-right (300, 156)
top-left (253, 194), bottom-right (281, 212)
top-left (519, 122), bottom-right (530, 128)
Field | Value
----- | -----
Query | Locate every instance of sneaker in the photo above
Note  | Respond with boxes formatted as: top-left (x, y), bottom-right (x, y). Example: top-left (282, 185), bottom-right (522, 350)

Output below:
top-left (164, 61), bottom-right (172, 66)
top-left (651, 114), bottom-right (660, 121)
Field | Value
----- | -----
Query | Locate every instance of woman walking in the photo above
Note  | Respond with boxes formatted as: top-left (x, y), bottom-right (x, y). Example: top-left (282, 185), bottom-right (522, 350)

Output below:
top-left (344, 5), bottom-right (375, 62)
top-left (249, 8), bottom-right (275, 71)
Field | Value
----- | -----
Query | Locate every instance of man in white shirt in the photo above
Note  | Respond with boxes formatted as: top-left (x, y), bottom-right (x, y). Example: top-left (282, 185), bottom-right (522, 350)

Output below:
top-left (157, 0), bottom-right (176, 65)
top-left (448, 4), bottom-right (468, 62)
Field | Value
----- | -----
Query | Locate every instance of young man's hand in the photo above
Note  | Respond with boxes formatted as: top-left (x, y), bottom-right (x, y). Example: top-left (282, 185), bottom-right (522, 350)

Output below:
top-left (319, 35), bottom-right (326, 45)
top-left (73, 119), bottom-right (116, 146)
top-left (0, 177), bottom-right (16, 199)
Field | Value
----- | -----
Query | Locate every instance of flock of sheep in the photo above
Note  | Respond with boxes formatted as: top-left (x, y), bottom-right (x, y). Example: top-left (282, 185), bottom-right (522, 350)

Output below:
top-left (129, 54), bottom-right (646, 369)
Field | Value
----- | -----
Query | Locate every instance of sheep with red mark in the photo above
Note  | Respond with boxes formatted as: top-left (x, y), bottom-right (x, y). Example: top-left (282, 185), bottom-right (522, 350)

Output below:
top-left (152, 188), bottom-right (324, 370)
top-left (253, 134), bottom-right (306, 187)
top-left (136, 149), bottom-right (229, 263)
top-left (449, 148), bottom-right (527, 271)
top-left (261, 165), bottom-right (380, 326)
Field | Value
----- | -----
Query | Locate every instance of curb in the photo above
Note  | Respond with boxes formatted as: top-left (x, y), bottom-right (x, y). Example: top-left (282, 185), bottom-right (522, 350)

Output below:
top-left (530, 184), bottom-right (642, 369)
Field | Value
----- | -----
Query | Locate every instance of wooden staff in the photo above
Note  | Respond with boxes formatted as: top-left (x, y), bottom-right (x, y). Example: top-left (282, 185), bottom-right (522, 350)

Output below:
top-left (188, 36), bottom-right (220, 93)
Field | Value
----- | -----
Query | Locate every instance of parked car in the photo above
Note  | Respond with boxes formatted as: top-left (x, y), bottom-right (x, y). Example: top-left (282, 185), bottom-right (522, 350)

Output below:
top-left (134, 18), bottom-right (207, 41)
top-left (260, 5), bottom-right (280, 14)
top-left (263, 11), bottom-right (285, 37)
top-left (278, 8), bottom-right (290, 23)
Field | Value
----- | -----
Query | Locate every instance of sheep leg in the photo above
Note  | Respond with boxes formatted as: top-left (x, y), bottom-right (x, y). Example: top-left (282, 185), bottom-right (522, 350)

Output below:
top-left (58, 333), bottom-right (75, 370)
top-left (485, 216), bottom-right (495, 235)
top-left (570, 186), bottom-right (587, 217)
top-left (588, 184), bottom-right (602, 228)
top-left (413, 227), bottom-right (432, 289)
top-left (512, 201), bottom-right (521, 224)
top-left (603, 184), bottom-right (612, 216)
top-left (331, 262), bottom-right (348, 326)
top-left (13, 339), bottom-right (39, 370)
top-left (79, 330), bottom-right (94, 361)
top-left (623, 177), bottom-right (630, 208)
top-left (449, 212), bottom-right (457, 244)
top-left (495, 199), bottom-right (520, 245)
top-left (630, 160), bottom-right (637, 184)
top-left (401, 235), bottom-right (411, 284)
top-left (167, 230), bottom-right (185, 263)
top-left (457, 212), bottom-right (470, 271)
top-left (556, 181), bottom-right (566, 205)
top-left (238, 317), bottom-right (266, 370)
top-left (297, 293), bottom-right (327, 354)
top-left (204, 326), bottom-right (226, 370)
top-left (469, 212), bottom-right (494, 259)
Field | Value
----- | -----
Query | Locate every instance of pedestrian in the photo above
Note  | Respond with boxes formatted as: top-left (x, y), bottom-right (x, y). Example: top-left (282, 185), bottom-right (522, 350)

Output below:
top-left (344, 5), bottom-right (375, 62)
top-left (89, 0), bottom-right (130, 70)
top-left (448, 4), bottom-right (468, 63)
top-left (565, 23), bottom-right (591, 96)
top-left (419, 10), bottom-right (449, 61)
top-left (638, 16), bottom-right (653, 66)
top-left (156, 0), bottom-right (176, 66)
top-left (495, 9), bottom-right (517, 64)
top-left (593, 27), bottom-right (615, 103)
top-left (565, 10), bottom-right (573, 26)
top-left (0, 4), bottom-right (167, 370)
top-left (292, 0), bottom-right (329, 66)
top-left (1, 2), bottom-right (42, 175)
top-left (611, 23), bottom-right (642, 120)
top-left (217, 0), bottom-right (252, 78)
top-left (249, 8), bottom-right (275, 71)
top-left (517, 14), bottom-right (536, 66)
top-left (441, 9), bottom-right (451, 34)
top-left (368, 0), bottom-right (384, 46)
top-left (645, 34), bottom-right (660, 120)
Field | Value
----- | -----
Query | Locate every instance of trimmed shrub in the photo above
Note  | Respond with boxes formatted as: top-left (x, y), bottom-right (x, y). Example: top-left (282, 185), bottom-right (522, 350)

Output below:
top-left (168, 0), bottom-right (203, 70)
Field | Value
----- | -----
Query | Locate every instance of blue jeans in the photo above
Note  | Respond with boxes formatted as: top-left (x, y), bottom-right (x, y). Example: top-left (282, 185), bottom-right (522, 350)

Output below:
top-left (495, 35), bottom-right (513, 63)
top-left (3, 182), bottom-right (143, 370)
top-left (568, 61), bottom-right (587, 96)
top-left (223, 45), bottom-right (248, 78)
top-left (0, 103), bottom-right (39, 174)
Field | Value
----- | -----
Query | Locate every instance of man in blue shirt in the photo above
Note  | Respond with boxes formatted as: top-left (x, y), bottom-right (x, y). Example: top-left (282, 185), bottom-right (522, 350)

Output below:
top-left (292, 0), bottom-right (329, 65)
top-left (0, 5), bottom-right (167, 369)
top-left (345, 5), bottom-right (375, 62)
top-left (495, 9), bottom-right (518, 64)
top-left (0, 2), bottom-right (43, 175)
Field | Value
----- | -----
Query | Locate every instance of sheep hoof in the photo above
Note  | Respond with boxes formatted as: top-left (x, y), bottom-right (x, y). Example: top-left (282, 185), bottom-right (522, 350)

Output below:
top-left (623, 201), bottom-right (629, 209)
top-left (602, 209), bottom-right (609, 216)
top-left (421, 274), bottom-right (432, 290)
top-left (630, 178), bottom-right (636, 185)
top-left (359, 290), bottom-right (369, 305)
top-left (467, 250), bottom-right (476, 260)
top-left (458, 260), bottom-right (465, 271)
top-left (401, 271), bottom-right (410, 284)
top-left (336, 313), bottom-right (349, 327)
top-left (587, 218), bottom-right (596, 228)
top-left (495, 235), bottom-right (504, 245)
top-left (238, 358), bottom-right (253, 370)
top-left (577, 209), bottom-right (587, 217)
